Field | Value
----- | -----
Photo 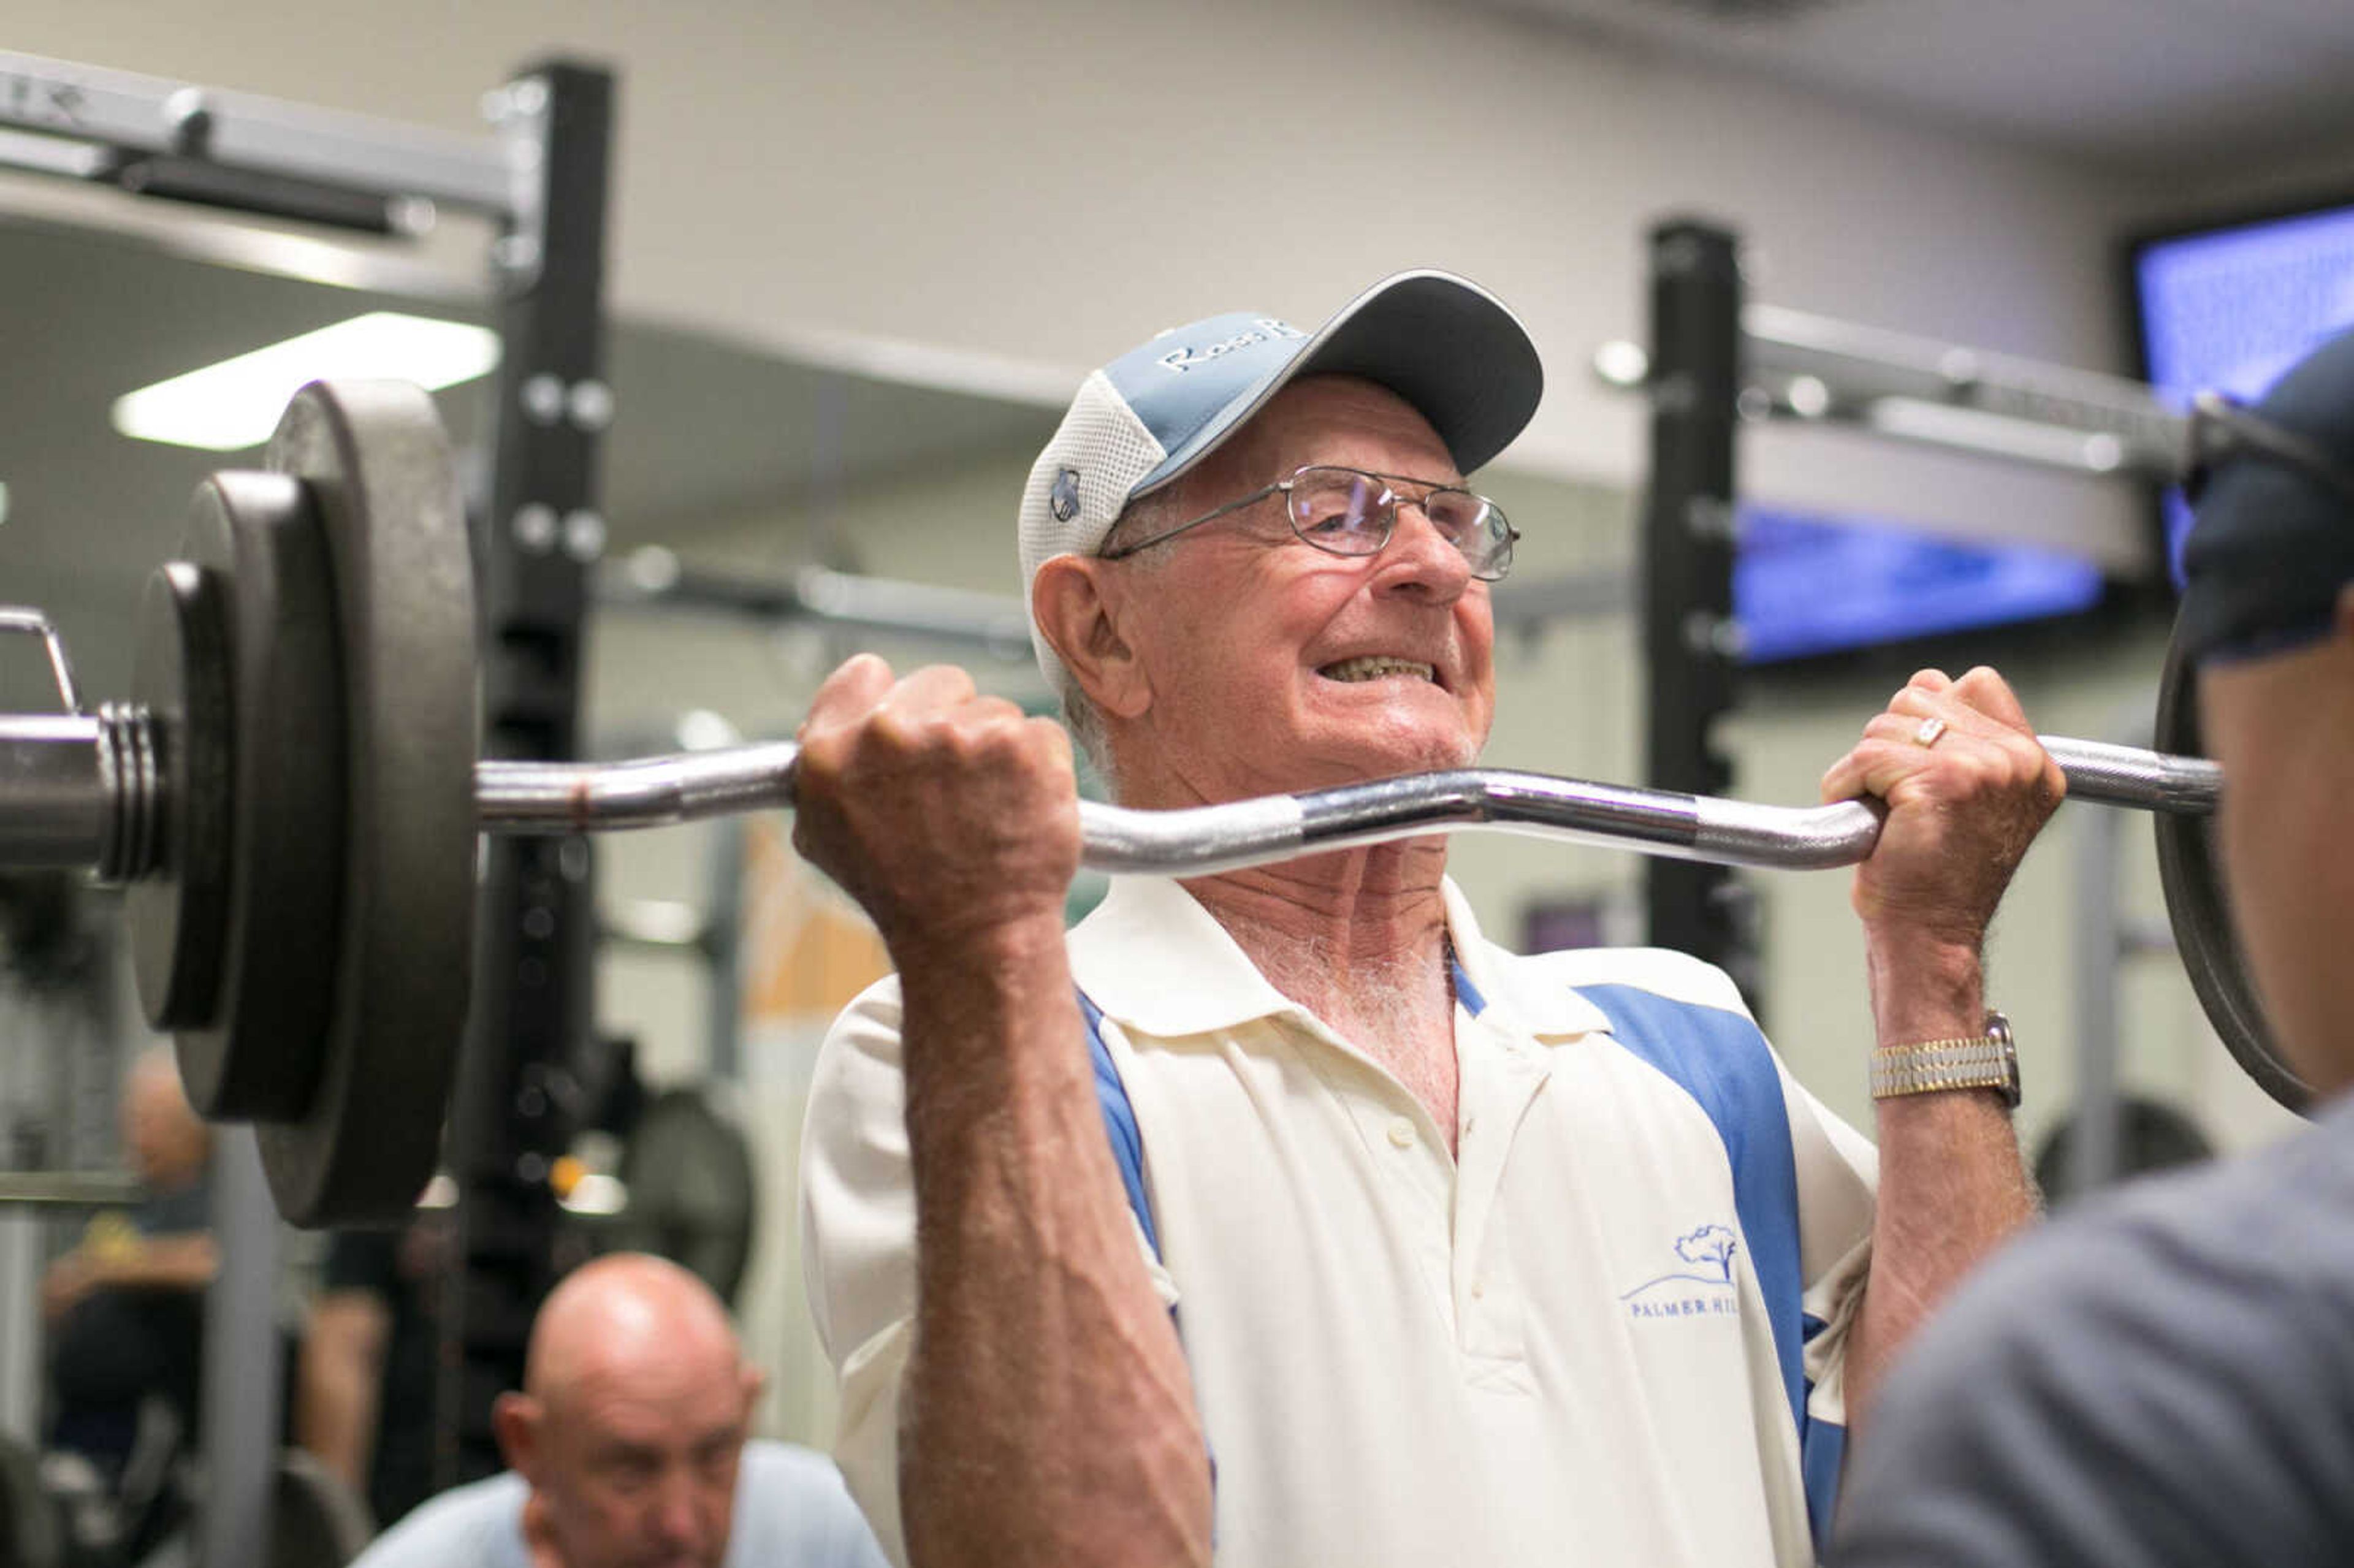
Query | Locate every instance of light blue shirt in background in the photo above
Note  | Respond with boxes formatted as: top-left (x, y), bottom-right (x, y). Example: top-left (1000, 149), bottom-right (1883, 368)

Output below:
top-left (349, 1439), bottom-right (888, 1568)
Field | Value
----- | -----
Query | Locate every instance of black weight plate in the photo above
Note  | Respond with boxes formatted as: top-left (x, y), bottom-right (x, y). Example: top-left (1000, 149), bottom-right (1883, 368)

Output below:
top-left (126, 560), bottom-right (235, 1041)
top-left (149, 472), bottom-right (349, 1121)
top-left (2153, 615), bottom-right (2312, 1115)
top-left (255, 381), bottom-right (479, 1225)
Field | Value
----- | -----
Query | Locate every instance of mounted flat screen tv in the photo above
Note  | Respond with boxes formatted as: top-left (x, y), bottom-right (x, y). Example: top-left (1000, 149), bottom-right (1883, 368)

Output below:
top-left (1734, 504), bottom-right (2106, 665)
top-left (2130, 197), bottom-right (2354, 584)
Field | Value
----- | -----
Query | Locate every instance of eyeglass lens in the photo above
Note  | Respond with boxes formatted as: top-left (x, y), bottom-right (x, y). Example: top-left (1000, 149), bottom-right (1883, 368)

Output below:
top-left (1287, 467), bottom-right (1513, 579)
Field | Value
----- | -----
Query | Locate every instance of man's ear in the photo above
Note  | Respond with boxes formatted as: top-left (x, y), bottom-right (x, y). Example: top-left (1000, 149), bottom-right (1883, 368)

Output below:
top-left (1033, 556), bottom-right (1151, 720)
top-left (739, 1362), bottom-right (768, 1420)
top-left (492, 1391), bottom-right (543, 1480)
top-left (2336, 580), bottom-right (2354, 637)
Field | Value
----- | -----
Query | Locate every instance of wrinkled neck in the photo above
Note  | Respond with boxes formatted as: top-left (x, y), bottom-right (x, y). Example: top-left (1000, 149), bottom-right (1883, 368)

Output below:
top-left (1183, 839), bottom-right (1453, 1018)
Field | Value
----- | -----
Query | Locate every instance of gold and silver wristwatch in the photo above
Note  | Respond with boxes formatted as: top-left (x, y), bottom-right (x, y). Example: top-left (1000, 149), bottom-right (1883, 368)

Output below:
top-left (1870, 1011), bottom-right (2020, 1108)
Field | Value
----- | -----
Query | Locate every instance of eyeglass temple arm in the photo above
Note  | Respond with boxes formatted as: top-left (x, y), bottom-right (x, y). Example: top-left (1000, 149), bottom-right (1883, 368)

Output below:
top-left (1097, 480), bottom-right (1286, 559)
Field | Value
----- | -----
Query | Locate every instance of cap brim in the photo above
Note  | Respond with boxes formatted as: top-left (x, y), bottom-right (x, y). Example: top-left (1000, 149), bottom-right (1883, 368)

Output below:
top-left (1134, 270), bottom-right (1544, 495)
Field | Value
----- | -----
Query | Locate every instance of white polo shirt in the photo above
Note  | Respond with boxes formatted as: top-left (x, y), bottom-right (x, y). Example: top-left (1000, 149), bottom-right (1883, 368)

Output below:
top-left (802, 875), bottom-right (1877, 1568)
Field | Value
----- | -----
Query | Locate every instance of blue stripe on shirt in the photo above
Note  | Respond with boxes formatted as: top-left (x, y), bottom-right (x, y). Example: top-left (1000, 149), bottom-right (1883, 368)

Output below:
top-left (1801, 1313), bottom-right (1846, 1534)
top-left (1575, 983), bottom-right (1837, 1554)
top-left (1077, 987), bottom-right (1216, 1507)
top-left (1077, 988), bottom-right (1160, 1258)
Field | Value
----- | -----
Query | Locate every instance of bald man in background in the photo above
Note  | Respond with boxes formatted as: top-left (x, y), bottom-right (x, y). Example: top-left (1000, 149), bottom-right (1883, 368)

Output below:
top-left (352, 1253), bottom-right (883, 1568)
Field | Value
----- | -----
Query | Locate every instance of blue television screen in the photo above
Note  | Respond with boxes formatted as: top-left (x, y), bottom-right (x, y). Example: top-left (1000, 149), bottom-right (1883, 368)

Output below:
top-left (2133, 200), bottom-right (2354, 583)
top-left (1735, 506), bottom-right (2106, 664)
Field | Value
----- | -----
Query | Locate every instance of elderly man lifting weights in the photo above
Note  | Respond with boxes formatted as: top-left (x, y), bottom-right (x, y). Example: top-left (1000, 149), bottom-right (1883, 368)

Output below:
top-left (797, 272), bottom-right (2059, 1568)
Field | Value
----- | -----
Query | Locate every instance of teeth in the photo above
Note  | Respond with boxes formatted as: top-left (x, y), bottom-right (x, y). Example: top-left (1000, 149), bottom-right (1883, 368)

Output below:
top-left (1323, 655), bottom-right (1436, 683)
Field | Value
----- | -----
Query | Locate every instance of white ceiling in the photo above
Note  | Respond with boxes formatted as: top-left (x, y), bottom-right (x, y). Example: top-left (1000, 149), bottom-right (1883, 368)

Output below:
top-left (1476, 0), bottom-right (2354, 172)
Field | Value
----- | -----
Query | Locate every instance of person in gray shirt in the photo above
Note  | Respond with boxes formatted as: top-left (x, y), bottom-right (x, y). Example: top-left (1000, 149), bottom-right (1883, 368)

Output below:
top-left (1832, 324), bottom-right (2354, 1566)
top-left (352, 1252), bottom-right (885, 1568)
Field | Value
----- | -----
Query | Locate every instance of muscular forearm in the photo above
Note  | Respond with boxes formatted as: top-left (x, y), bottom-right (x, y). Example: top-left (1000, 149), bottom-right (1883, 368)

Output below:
top-left (1846, 942), bottom-right (2035, 1429)
top-left (896, 918), bottom-right (1213, 1568)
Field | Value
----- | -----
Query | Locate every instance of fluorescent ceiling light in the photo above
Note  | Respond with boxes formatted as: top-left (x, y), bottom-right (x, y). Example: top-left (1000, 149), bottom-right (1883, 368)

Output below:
top-left (112, 311), bottom-right (500, 451)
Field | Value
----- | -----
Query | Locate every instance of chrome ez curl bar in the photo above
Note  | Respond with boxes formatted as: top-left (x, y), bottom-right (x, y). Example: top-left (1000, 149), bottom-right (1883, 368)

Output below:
top-left (471, 734), bottom-right (2218, 876)
top-left (15, 679), bottom-right (2219, 883)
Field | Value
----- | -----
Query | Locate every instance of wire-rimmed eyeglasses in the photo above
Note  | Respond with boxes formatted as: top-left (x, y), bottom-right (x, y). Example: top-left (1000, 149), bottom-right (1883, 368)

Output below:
top-left (2184, 390), bottom-right (2354, 510)
top-left (1100, 465), bottom-right (1518, 582)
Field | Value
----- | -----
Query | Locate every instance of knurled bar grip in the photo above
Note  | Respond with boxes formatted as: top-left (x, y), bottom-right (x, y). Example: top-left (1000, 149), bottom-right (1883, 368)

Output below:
top-left (470, 732), bottom-right (2223, 877)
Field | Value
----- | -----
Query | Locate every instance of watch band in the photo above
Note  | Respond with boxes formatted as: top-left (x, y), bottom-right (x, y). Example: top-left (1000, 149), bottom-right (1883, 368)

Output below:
top-left (1871, 1012), bottom-right (2019, 1107)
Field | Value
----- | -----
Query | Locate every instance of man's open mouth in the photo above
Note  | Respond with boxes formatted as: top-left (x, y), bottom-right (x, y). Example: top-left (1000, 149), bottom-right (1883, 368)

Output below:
top-left (1320, 655), bottom-right (1438, 684)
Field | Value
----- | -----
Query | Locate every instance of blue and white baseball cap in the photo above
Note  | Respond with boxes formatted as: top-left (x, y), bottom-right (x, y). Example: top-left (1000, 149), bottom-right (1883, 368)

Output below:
top-left (1019, 268), bottom-right (1544, 696)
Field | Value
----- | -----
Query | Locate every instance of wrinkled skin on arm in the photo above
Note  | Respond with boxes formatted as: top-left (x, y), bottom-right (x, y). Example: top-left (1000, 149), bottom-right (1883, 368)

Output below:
top-left (1819, 666), bottom-right (2060, 1430)
top-left (793, 655), bottom-right (1213, 1568)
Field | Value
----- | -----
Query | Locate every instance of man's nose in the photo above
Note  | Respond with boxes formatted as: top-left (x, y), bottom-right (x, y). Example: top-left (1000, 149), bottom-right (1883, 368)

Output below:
top-left (649, 1471), bottom-right (704, 1544)
top-left (1374, 499), bottom-right (1474, 598)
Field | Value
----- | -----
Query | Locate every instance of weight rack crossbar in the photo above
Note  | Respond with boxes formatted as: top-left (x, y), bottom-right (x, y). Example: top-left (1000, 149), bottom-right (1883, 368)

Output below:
top-left (1741, 303), bottom-right (2188, 480)
top-left (0, 49), bottom-right (518, 227)
top-left (1594, 297), bottom-right (2193, 481)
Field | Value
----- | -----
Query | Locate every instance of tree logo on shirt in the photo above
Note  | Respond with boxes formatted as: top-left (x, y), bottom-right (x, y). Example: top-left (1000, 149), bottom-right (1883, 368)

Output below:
top-left (1620, 1223), bottom-right (1742, 1319)
top-left (1672, 1224), bottom-right (1738, 1281)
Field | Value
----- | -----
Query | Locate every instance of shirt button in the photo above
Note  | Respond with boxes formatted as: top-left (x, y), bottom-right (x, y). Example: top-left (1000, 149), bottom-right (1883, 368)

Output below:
top-left (1472, 1279), bottom-right (1488, 1300)
top-left (1387, 1118), bottom-right (1417, 1150)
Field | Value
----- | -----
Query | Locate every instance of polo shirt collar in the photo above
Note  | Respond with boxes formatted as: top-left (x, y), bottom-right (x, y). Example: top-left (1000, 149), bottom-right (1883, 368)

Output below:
top-left (1435, 879), bottom-right (1613, 1041)
top-left (1068, 874), bottom-right (1613, 1043)
top-left (1067, 875), bottom-right (1296, 1037)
